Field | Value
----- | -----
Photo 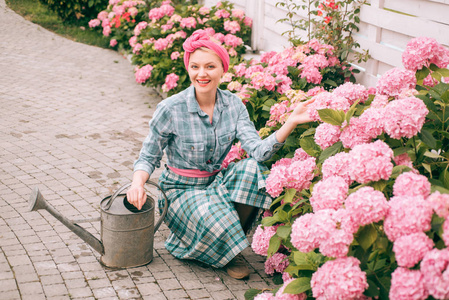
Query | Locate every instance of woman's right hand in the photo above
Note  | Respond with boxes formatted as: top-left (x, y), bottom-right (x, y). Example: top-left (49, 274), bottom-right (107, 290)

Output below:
top-left (126, 170), bottom-right (150, 210)
top-left (126, 184), bottom-right (147, 210)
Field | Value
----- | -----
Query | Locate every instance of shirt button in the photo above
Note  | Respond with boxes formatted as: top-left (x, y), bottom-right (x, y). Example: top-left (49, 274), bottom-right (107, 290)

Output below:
top-left (210, 149), bottom-right (213, 152)
top-left (191, 146), bottom-right (194, 150)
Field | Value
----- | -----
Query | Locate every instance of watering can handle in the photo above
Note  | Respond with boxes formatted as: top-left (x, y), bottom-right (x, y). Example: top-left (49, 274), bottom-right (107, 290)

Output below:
top-left (103, 180), bottom-right (169, 233)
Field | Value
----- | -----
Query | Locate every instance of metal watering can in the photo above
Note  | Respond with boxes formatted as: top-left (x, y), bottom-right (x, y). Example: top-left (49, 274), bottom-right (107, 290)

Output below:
top-left (28, 180), bottom-right (169, 269)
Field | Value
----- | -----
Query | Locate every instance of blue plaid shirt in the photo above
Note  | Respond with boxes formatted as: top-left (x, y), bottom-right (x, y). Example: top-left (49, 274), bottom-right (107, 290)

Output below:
top-left (134, 86), bottom-right (284, 176)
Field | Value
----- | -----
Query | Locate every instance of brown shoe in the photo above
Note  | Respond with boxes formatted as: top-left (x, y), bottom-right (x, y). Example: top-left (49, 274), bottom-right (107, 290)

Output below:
top-left (226, 254), bottom-right (250, 279)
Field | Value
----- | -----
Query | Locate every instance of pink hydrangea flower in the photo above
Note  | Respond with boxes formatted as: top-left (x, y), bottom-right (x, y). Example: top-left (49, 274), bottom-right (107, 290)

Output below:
top-left (345, 186), bottom-right (389, 227)
top-left (264, 252), bottom-right (289, 275)
top-left (307, 92), bottom-right (351, 122)
top-left (314, 122), bottom-right (341, 149)
top-left (389, 268), bottom-right (429, 300)
top-left (282, 272), bottom-right (293, 282)
top-left (135, 64), bottom-right (153, 83)
top-left (393, 232), bottom-right (434, 268)
top-left (285, 157), bottom-right (317, 191)
top-left (251, 72), bottom-right (277, 91)
top-left (339, 117), bottom-right (374, 149)
top-left (132, 43), bottom-right (143, 54)
top-left (215, 9), bottom-right (230, 18)
top-left (310, 176), bottom-right (348, 211)
top-left (426, 191), bottom-right (449, 218)
top-left (110, 39), bottom-right (118, 47)
top-left (402, 36), bottom-right (449, 71)
top-left (358, 107), bottom-right (384, 139)
top-left (311, 257), bottom-right (368, 300)
top-left (153, 38), bottom-right (171, 51)
top-left (195, 6), bottom-right (208, 15)
top-left (276, 278), bottom-right (307, 300)
top-left (302, 54), bottom-right (329, 68)
top-left (291, 212), bottom-right (332, 252)
top-left (221, 142), bottom-right (247, 169)
top-left (319, 225), bottom-right (353, 258)
top-left (332, 82), bottom-right (369, 104)
top-left (393, 171), bottom-right (431, 198)
top-left (420, 248), bottom-right (449, 299)
top-left (384, 195), bottom-right (433, 241)
top-left (349, 140), bottom-right (394, 184)
top-left (251, 225), bottom-right (277, 256)
top-left (102, 25), bottom-right (112, 36)
top-left (180, 17), bottom-right (196, 29)
top-left (162, 73), bottom-right (179, 93)
top-left (393, 153), bottom-right (414, 169)
top-left (300, 65), bottom-right (322, 84)
top-left (254, 293), bottom-right (275, 300)
top-left (293, 148), bottom-right (311, 161)
top-left (232, 9), bottom-right (245, 19)
top-left (134, 21), bottom-right (148, 36)
top-left (97, 11), bottom-right (108, 20)
top-left (383, 97), bottom-right (429, 139)
top-left (88, 19), bottom-right (101, 28)
top-left (376, 68), bottom-right (417, 97)
top-left (243, 16), bottom-right (253, 27)
top-left (170, 51), bottom-right (180, 60)
top-left (224, 20), bottom-right (241, 34)
top-left (245, 64), bottom-right (264, 78)
top-left (227, 81), bottom-right (242, 92)
top-left (321, 152), bottom-right (352, 185)
top-left (307, 86), bottom-right (325, 97)
top-left (371, 94), bottom-right (389, 108)
top-left (224, 34), bottom-right (243, 47)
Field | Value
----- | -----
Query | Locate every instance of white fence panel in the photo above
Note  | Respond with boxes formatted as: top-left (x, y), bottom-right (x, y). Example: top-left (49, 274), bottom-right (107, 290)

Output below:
top-left (201, 0), bottom-right (449, 86)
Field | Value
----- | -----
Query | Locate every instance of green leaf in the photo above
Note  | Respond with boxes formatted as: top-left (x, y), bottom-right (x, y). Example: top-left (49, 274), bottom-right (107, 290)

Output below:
top-left (300, 127), bottom-right (316, 138)
top-left (318, 109), bottom-right (345, 126)
top-left (283, 277), bottom-right (311, 295)
top-left (283, 188), bottom-right (297, 204)
top-left (442, 90), bottom-right (449, 104)
top-left (440, 169), bottom-right (449, 189)
top-left (424, 151), bottom-right (444, 159)
top-left (419, 129), bottom-right (437, 149)
top-left (244, 289), bottom-right (264, 300)
top-left (323, 79), bottom-right (337, 87)
top-left (262, 215), bottom-right (280, 227)
top-left (369, 180), bottom-right (387, 192)
top-left (416, 67), bottom-right (431, 81)
top-left (345, 99), bottom-right (360, 124)
top-left (356, 224), bottom-right (378, 251)
top-left (318, 141), bottom-right (343, 164)
top-left (277, 225), bottom-right (292, 239)
top-left (365, 279), bottom-right (380, 297)
top-left (267, 235), bottom-right (282, 257)
top-left (422, 163), bottom-right (432, 174)
top-left (390, 165), bottom-right (412, 179)
top-left (299, 137), bottom-right (321, 157)
top-left (393, 147), bottom-right (409, 157)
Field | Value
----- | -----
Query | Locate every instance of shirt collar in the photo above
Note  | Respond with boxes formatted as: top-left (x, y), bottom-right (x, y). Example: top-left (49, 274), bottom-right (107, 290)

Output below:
top-left (186, 86), bottom-right (230, 113)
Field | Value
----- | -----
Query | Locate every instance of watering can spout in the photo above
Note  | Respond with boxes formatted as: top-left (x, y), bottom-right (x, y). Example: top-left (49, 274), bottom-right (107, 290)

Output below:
top-left (29, 187), bottom-right (105, 255)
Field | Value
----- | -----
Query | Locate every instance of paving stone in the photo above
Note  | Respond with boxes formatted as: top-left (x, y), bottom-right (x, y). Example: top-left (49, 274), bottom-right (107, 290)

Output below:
top-left (186, 288), bottom-right (213, 299)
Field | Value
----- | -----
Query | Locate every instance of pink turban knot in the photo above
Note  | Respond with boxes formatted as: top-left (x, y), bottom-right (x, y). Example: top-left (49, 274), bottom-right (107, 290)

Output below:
top-left (183, 29), bottom-right (230, 73)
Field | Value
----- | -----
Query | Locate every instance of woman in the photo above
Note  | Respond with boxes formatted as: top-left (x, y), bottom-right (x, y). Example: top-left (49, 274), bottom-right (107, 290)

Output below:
top-left (127, 29), bottom-right (314, 279)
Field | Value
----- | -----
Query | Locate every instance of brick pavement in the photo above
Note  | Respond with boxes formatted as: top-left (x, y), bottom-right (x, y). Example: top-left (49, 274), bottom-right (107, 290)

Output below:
top-left (0, 1), bottom-right (273, 299)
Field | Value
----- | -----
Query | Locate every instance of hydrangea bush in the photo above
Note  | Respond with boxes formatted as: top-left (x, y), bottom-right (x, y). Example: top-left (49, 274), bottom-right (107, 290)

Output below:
top-left (244, 36), bottom-right (449, 300)
top-left (219, 38), bottom-right (357, 146)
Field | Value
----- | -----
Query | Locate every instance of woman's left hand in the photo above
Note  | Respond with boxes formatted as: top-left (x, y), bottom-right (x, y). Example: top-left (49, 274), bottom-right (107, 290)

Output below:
top-left (286, 98), bottom-right (315, 126)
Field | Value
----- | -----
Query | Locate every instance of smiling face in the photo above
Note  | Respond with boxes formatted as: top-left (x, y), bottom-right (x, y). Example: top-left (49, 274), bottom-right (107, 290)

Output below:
top-left (188, 48), bottom-right (224, 100)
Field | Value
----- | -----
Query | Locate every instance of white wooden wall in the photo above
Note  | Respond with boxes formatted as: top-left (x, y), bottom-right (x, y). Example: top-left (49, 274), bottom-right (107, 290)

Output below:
top-left (201, 0), bottom-right (449, 87)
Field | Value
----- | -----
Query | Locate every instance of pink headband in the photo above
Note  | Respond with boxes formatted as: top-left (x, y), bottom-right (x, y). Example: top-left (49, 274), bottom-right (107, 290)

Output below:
top-left (183, 29), bottom-right (230, 73)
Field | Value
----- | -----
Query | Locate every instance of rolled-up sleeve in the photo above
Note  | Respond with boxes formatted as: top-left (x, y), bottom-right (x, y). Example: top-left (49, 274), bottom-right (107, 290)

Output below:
top-left (235, 101), bottom-right (284, 162)
top-left (134, 103), bottom-right (173, 177)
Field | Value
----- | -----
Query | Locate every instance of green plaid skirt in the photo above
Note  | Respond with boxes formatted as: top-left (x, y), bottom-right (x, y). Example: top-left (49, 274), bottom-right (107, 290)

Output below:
top-left (157, 158), bottom-right (272, 268)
